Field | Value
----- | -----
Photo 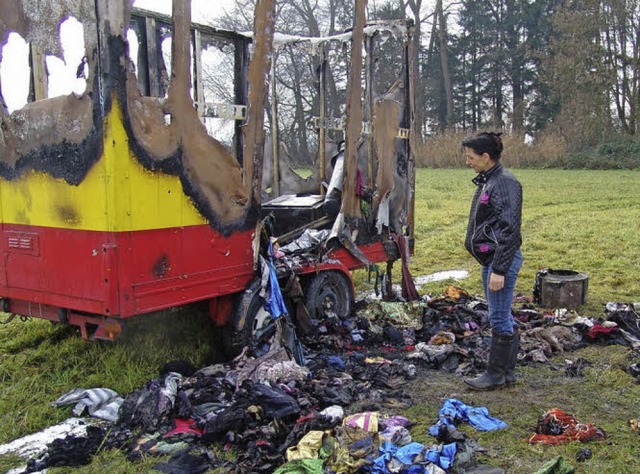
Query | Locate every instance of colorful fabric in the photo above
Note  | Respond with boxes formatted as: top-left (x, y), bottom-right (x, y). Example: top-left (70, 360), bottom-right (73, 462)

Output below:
top-left (273, 458), bottom-right (324, 474)
top-left (529, 408), bottom-right (606, 445)
top-left (371, 440), bottom-right (456, 473)
top-left (162, 419), bottom-right (204, 438)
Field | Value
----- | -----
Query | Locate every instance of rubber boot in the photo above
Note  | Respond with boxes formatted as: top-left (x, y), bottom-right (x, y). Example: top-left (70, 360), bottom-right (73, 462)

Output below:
top-left (464, 332), bottom-right (514, 391)
top-left (505, 330), bottom-right (520, 386)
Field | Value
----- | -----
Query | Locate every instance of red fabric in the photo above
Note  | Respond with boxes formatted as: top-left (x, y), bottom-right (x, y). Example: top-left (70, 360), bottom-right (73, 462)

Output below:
top-left (528, 408), bottom-right (606, 445)
top-left (163, 418), bottom-right (204, 438)
top-left (295, 413), bottom-right (316, 424)
top-left (587, 324), bottom-right (618, 340)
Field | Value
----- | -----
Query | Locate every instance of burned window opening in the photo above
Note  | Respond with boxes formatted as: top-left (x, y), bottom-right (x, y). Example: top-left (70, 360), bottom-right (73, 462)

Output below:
top-left (0, 32), bottom-right (30, 113)
top-left (199, 35), bottom-right (238, 148)
top-left (127, 8), bottom-right (251, 169)
top-left (1, 10), bottom-right (96, 109)
top-left (45, 16), bottom-right (89, 99)
top-left (1, 18), bottom-right (91, 110)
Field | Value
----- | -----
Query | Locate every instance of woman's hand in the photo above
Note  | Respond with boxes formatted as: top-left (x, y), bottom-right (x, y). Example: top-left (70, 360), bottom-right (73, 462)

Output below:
top-left (489, 272), bottom-right (505, 292)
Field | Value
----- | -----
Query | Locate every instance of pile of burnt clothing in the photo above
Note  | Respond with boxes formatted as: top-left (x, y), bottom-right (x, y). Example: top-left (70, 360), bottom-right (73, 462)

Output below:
top-left (347, 287), bottom-right (492, 374)
top-left (309, 284), bottom-right (640, 380)
top-left (276, 407), bottom-right (504, 474)
top-left (351, 285), bottom-right (636, 373)
top-left (28, 288), bottom-right (639, 472)
top-left (37, 335), bottom-right (417, 473)
top-left (602, 302), bottom-right (640, 348)
top-left (283, 413), bottom-right (458, 474)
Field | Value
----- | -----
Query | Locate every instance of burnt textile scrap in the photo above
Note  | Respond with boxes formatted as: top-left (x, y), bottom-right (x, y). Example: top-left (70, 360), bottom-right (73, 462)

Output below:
top-left (529, 408), bottom-right (606, 445)
top-left (22, 425), bottom-right (107, 473)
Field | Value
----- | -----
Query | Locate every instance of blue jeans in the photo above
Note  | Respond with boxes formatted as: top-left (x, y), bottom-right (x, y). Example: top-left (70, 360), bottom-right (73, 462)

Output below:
top-left (481, 250), bottom-right (523, 334)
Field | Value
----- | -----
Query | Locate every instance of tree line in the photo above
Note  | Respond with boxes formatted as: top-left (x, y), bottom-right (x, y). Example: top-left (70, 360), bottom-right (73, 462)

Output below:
top-left (212, 0), bottom-right (640, 161)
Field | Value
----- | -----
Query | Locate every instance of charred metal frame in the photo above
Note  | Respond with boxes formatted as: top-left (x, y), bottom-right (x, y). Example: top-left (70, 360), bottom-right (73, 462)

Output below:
top-left (265, 19), bottom-right (417, 241)
top-left (128, 7), bottom-right (251, 165)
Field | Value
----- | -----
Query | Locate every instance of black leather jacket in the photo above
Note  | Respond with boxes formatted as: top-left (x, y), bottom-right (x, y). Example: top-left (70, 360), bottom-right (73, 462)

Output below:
top-left (464, 163), bottom-right (522, 275)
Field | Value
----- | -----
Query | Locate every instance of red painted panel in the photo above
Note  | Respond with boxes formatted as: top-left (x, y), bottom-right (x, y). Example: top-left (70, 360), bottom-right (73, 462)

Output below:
top-left (0, 223), bottom-right (394, 323)
top-left (294, 242), bottom-right (394, 276)
top-left (1, 225), bottom-right (115, 314)
top-left (117, 225), bottom-right (255, 316)
top-left (0, 224), bottom-right (256, 319)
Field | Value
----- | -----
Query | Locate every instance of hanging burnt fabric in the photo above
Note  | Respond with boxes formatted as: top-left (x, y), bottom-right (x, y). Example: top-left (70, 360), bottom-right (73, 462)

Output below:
top-left (391, 233), bottom-right (419, 301)
top-left (262, 242), bottom-right (288, 318)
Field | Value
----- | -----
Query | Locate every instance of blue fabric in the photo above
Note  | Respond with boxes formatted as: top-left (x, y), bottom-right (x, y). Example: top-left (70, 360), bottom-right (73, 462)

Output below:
top-left (424, 442), bottom-right (456, 471)
top-left (482, 249), bottom-right (523, 333)
top-left (424, 446), bottom-right (440, 465)
top-left (439, 443), bottom-right (457, 469)
top-left (263, 242), bottom-right (288, 318)
top-left (370, 440), bottom-right (457, 473)
top-left (371, 443), bottom-right (394, 473)
top-left (402, 467), bottom-right (423, 474)
top-left (393, 442), bottom-right (424, 464)
top-left (429, 398), bottom-right (507, 437)
top-left (326, 355), bottom-right (345, 370)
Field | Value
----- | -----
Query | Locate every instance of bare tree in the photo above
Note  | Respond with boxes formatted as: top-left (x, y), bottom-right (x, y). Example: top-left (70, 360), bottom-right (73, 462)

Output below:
top-left (435, 0), bottom-right (454, 129)
top-left (602, 0), bottom-right (640, 135)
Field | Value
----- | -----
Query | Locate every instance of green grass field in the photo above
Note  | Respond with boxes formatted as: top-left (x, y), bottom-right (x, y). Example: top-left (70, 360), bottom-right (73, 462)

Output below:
top-left (1, 168), bottom-right (640, 473)
top-left (409, 169), bottom-right (640, 312)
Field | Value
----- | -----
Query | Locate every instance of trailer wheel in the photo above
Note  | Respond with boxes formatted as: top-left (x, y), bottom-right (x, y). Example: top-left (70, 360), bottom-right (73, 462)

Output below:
top-left (304, 271), bottom-right (353, 324)
top-left (222, 283), bottom-right (276, 359)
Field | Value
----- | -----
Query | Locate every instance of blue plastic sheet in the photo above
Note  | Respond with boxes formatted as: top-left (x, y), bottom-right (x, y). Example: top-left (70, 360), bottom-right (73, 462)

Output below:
top-left (429, 398), bottom-right (507, 437)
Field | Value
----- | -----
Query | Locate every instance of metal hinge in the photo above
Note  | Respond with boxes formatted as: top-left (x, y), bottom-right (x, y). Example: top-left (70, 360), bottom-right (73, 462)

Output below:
top-left (200, 102), bottom-right (247, 120)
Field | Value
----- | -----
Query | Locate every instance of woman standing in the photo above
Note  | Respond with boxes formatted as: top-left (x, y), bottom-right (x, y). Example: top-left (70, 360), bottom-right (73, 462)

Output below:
top-left (462, 132), bottom-right (523, 390)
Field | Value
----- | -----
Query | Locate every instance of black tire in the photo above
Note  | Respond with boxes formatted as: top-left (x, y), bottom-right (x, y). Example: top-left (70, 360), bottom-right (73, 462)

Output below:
top-left (222, 282), bottom-right (277, 359)
top-left (304, 271), bottom-right (353, 324)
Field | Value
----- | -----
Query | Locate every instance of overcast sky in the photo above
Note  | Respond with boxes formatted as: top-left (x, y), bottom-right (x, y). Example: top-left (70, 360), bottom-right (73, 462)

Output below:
top-left (133, 0), bottom-right (232, 22)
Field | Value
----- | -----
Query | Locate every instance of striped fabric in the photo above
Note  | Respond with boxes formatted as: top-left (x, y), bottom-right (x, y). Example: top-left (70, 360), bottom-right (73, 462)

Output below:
top-left (52, 388), bottom-right (123, 422)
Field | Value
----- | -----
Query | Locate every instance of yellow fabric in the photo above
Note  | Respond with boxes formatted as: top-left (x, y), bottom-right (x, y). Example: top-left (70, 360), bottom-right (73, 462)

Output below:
top-left (286, 430), bottom-right (325, 461)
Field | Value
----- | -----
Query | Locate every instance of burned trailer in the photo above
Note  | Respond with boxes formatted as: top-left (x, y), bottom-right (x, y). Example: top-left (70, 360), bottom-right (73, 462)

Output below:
top-left (225, 13), bottom-right (418, 356)
top-left (0, 0), bottom-right (417, 356)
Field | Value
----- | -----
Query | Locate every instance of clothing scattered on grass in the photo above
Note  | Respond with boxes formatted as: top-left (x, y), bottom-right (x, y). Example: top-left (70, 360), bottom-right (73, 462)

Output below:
top-left (429, 398), bottom-right (507, 437)
top-left (533, 455), bottom-right (575, 474)
top-left (529, 408), bottom-right (606, 445)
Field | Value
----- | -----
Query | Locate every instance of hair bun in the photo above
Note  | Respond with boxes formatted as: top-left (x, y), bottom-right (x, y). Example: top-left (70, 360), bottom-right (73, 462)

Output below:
top-left (490, 132), bottom-right (503, 152)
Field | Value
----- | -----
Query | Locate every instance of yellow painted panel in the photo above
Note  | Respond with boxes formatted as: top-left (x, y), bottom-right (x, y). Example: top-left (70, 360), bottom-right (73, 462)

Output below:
top-left (0, 161), bottom-right (109, 230)
top-left (0, 99), bottom-right (206, 231)
top-left (104, 99), bottom-right (206, 231)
